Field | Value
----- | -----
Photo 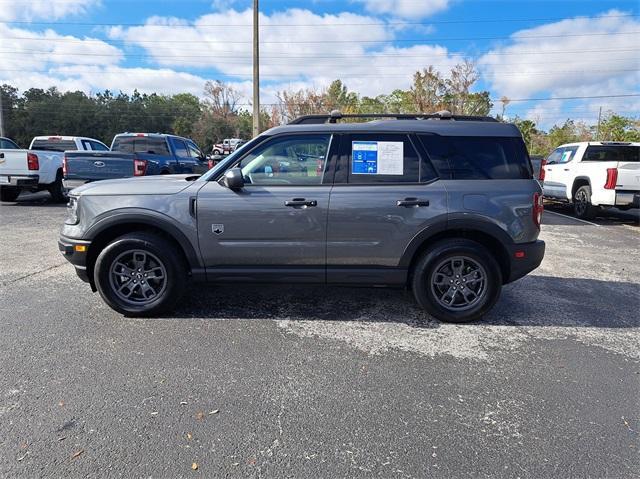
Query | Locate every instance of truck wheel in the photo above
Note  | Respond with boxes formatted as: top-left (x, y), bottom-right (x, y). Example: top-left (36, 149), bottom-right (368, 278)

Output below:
top-left (94, 232), bottom-right (187, 317)
top-left (411, 239), bottom-right (502, 323)
top-left (0, 186), bottom-right (20, 202)
top-left (48, 170), bottom-right (67, 203)
top-left (573, 185), bottom-right (597, 220)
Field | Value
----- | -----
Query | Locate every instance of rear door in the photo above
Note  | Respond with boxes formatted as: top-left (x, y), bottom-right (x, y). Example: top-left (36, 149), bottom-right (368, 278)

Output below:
top-left (196, 133), bottom-right (336, 282)
top-left (169, 137), bottom-right (198, 173)
top-left (543, 144), bottom-right (581, 200)
top-left (326, 133), bottom-right (447, 284)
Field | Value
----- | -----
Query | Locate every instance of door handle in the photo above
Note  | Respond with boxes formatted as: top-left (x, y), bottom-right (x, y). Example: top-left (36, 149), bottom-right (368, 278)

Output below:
top-left (397, 198), bottom-right (429, 207)
top-left (285, 198), bottom-right (317, 208)
top-left (0, 153), bottom-right (4, 158)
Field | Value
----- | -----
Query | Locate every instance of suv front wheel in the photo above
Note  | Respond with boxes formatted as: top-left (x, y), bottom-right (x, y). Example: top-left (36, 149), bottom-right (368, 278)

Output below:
top-left (412, 239), bottom-right (502, 323)
top-left (94, 232), bottom-right (187, 317)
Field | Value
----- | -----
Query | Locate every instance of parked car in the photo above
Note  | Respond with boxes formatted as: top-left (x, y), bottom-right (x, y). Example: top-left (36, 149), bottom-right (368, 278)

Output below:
top-left (59, 111), bottom-right (544, 323)
top-left (542, 141), bottom-right (640, 219)
top-left (211, 138), bottom-right (244, 156)
top-left (0, 135), bottom-right (108, 202)
top-left (63, 133), bottom-right (209, 191)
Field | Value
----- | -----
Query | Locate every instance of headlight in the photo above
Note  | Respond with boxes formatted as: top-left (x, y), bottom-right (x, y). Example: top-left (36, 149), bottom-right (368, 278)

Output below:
top-left (65, 196), bottom-right (79, 225)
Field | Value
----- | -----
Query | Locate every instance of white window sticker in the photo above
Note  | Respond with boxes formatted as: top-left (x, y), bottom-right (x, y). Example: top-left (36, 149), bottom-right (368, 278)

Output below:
top-left (352, 141), bottom-right (404, 175)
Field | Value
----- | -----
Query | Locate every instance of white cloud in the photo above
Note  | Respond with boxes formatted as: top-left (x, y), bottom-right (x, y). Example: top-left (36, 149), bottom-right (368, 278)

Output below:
top-left (479, 10), bottom-right (640, 100)
top-left (0, 0), bottom-right (100, 21)
top-left (357, 0), bottom-right (451, 19)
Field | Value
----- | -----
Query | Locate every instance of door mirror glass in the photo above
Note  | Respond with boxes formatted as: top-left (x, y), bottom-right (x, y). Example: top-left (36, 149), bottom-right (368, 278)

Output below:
top-left (223, 168), bottom-right (244, 189)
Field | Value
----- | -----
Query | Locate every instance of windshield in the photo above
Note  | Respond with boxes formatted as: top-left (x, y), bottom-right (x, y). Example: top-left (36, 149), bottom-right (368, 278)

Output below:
top-left (197, 135), bottom-right (268, 181)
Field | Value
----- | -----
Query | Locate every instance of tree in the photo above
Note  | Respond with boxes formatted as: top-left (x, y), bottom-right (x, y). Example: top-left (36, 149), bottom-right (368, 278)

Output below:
top-left (203, 80), bottom-right (241, 119)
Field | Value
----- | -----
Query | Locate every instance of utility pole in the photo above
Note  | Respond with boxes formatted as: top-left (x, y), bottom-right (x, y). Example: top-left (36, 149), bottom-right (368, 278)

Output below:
top-left (596, 106), bottom-right (602, 141)
top-left (0, 89), bottom-right (5, 137)
top-left (252, 0), bottom-right (260, 137)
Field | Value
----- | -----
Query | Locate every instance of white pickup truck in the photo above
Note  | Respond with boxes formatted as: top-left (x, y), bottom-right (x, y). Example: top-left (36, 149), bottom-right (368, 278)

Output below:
top-left (0, 135), bottom-right (108, 202)
top-left (542, 141), bottom-right (640, 219)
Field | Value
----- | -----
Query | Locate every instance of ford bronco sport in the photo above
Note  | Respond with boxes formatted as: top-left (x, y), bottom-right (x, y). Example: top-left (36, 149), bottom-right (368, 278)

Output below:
top-left (59, 111), bottom-right (545, 323)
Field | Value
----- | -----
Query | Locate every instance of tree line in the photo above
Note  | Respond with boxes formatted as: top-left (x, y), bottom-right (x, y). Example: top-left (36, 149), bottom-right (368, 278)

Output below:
top-left (1, 61), bottom-right (638, 155)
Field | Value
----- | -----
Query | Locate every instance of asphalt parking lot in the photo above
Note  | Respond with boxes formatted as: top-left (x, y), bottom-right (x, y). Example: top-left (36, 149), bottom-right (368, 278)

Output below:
top-left (1, 192), bottom-right (639, 478)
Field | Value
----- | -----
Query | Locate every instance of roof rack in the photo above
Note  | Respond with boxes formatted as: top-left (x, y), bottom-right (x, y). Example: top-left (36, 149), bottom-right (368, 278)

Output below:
top-left (288, 110), bottom-right (498, 125)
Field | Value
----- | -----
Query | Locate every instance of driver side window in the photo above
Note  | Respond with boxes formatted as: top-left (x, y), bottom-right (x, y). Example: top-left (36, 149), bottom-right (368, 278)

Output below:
top-left (237, 135), bottom-right (331, 186)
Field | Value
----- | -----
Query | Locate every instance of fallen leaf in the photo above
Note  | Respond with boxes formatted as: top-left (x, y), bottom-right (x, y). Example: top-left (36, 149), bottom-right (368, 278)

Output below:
top-left (150, 412), bottom-right (159, 416)
top-left (209, 410), bottom-right (219, 415)
top-left (17, 453), bottom-right (28, 462)
top-left (247, 457), bottom-right (257, 466)
top-left (186, 433), bottom-right (192, 440)
top-left (71, 449), bottom-right (84, 460)
top-left (180, 401), bottom-right (188, 406)
top-left (58, 401), bottom-right (65, 407)
top-left (231, 462), bottom-right (239, 466)
top-left (58, 437), bottom-right (66, 442)
top-left (19, 441), bottom-right (28, 450)
top-left (195, 411), bottom-right (205, 421)
top-left (191, 462), bottom-right (198, 470)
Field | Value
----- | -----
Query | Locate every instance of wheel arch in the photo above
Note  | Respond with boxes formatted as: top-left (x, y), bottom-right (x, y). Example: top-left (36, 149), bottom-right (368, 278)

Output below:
top-left (571, 176), bottom-right (591, 199)
top-left (401, 220), bottom-right (512, 285)
top-left (83, 212), bottom-right (203, 289)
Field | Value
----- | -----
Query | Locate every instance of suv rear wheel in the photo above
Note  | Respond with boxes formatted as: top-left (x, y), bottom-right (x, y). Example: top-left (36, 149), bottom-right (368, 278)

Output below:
top-left (94, 232), bottom-right (187, 317)
top-left (411, 239), bottom-right (502, 323)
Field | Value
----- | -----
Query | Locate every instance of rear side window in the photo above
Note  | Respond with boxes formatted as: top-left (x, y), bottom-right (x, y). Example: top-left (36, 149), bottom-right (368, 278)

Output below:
top-left (111, 136), bottom-right (170, 156)
top-left (343, 134), bottom-right (431, 184)
top-left (90, 140), bottom-right (109, 151)
top-left (0, 138), bottom-right (19, 149)
top-left (547, 145), bottom-right (579, 164)
top-left (419, 135), bottom-right (532, 180)
top-left (583, 145), bottom-right (639, 162)
top-left (31, 139), bottom-right (77, 152)
top-left (171, 138), bottom-right (190, 158)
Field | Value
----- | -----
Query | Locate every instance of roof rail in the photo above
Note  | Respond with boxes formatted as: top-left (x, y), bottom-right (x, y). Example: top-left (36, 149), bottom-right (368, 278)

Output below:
top-left (288, 109), bottom-right (498, 125)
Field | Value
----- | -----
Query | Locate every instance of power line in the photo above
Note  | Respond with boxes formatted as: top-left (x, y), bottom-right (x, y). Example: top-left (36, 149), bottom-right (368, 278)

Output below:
top-left (2, 13), bottom-right (637, 28)
top-left (1, 31), bottom-right (638, 45)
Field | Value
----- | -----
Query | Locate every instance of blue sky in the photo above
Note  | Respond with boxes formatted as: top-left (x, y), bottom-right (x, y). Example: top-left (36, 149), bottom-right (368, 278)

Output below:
top-left (1, 0), bottom-right (638, 128)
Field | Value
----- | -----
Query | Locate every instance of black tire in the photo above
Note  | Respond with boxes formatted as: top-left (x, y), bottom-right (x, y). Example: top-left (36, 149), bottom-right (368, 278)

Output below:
top-left (48, 170), bottom-right (67, 203)
top-left (0, 186), bottom-right (20, 202)
top-left (94, 232), bottom-right (187, 317)
top-left (411, 239), bottom-right (503, 323)
top-left (573, 185), bottom-right (598, 220)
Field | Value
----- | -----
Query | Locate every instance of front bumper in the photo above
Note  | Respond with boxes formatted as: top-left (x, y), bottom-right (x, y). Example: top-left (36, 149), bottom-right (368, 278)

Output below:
top-left (0, 174), bottom-right (39, 187)
top-left (505, 240), bottom-right (545, 284)
top-left (58, 235), bottom-right (92, 283)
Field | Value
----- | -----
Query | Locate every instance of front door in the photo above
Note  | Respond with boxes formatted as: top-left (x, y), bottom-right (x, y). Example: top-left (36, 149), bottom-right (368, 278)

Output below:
top-left (544, 144), bottom-right (580, 200)
top-left (326, 133), bottom-right (448, 284)
top-left (196, 133), bottom-right (336, 283)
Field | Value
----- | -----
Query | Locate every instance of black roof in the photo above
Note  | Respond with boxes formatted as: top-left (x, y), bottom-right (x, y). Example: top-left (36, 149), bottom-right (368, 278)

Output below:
top-left (265, 119), bottom-right (522, 138)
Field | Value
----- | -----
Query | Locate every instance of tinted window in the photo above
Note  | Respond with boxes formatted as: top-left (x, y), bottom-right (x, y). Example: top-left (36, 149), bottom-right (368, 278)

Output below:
top-left (419, 135), bottom-right (532, 180)
top-left (172, 139), bottom-right (190, 158)
top-left (547, 145), bottom-right (579, 164)
top-left (186, 140), bottom-right (202, 159)
top-left (238, 135), bottom-right (330, 186)
top-left (344, 134), bottom-right (426, 184)
top-left (31, 139), bottom-right (77, 152)
top-left (111, 136), bottom-right (170, 156)
top-left (90, 140), bottom-right (109, 151)
top-left (0, 138), bottom-right (19, 149)
top-left (584, 145), bottom-right (639, 162)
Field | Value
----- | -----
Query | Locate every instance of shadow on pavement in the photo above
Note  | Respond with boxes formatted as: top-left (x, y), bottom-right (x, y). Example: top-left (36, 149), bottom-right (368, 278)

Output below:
top-left (1, 191), bottom-right (66, 207)
top-left (544, 203), bottom-right (639, 227)
top-left (169, 275), bottom-right (639, 329)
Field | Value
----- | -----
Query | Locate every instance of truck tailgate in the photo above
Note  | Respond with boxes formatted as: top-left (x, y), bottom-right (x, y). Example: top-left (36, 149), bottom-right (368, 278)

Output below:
top-left (65, 151), bottom-right (136, 181)
top-left (0, 150), bottom-right (28, 176)
top-left (616, 161), bottom-right (640, 192)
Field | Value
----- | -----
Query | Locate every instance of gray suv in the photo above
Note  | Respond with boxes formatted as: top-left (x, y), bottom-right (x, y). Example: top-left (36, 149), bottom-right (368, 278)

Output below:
top-left (59, 112), bottom-right (545, 323)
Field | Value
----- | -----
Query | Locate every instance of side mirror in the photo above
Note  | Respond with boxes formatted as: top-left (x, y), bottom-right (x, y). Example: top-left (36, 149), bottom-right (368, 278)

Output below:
top-left (223, 168), bottom-right (244, 190)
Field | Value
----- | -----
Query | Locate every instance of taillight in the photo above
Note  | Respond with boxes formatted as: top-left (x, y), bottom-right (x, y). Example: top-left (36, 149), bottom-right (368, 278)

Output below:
top-left (27, 153), bottom-right (39, 170)
top-left (62, 156), bottom-right (68, 176)
top-left (538, 159), bottom-right (546, 182)
top-left (133, 159), bottom-right (147, 176)
top-left (533, 192), bottom-right (544, 229)
top-left (604, 168), bottom-right (618, 189)
top-left (208, 159), bottom-right (214, 169)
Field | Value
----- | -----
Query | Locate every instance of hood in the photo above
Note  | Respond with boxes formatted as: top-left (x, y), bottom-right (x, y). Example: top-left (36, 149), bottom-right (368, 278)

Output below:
top-left (71, 174), bottom-right (199, 196)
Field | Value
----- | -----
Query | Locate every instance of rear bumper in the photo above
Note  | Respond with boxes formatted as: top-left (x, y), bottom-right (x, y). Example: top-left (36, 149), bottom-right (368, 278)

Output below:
top-left (615, 191), bottom-right (640, 208)
top-left (0, 174), bottom-right (39, 187)
top-left (505, 240), bottom-right (545, 284)
top-left (63, 179), bottom-right (90, 192)
top-left (58, 235), bottom-right (91, 283)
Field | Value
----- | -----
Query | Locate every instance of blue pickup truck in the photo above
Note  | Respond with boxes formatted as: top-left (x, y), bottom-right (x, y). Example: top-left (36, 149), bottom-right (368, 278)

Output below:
top-left (63, 133), bottom-right (210, 191)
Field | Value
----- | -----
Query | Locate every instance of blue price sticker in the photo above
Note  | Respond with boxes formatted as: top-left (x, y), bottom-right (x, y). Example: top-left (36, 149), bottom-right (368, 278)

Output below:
top-left (352, 141), bottom-right (378, 174)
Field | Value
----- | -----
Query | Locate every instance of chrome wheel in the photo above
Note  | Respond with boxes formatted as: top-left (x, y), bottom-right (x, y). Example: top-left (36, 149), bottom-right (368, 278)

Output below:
top-left (430, 256), bottom-right (487, 311)
top-left (574, 189), bottom-right (588, 216)
top-left (108, 249), bottom-right (167, 305)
